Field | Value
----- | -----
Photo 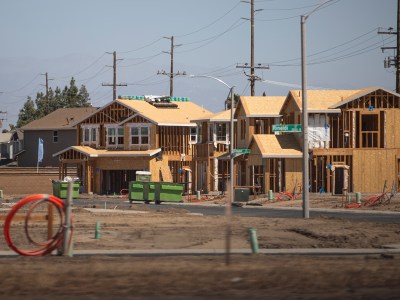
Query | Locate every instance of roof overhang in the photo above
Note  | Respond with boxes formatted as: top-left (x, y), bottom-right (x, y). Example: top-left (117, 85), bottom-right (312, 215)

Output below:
top-left (158, 123), bottom-right (197, 127)
top-left (309, 109), bottom-right (341, 114)
top-left (248, 114), bottom-right (281, 118)
top-left (21, 127), bottom-right (75, 131)
top-left (217, 152), bottom-right (245, 160)
top-left (53, 146), bottom-right (162, 158)
top-left (262, 154), bottom-right (302, 158)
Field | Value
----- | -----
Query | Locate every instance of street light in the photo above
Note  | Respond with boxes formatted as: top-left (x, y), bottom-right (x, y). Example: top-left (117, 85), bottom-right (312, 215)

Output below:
top-left (301, 0), bottom-right (335, 219)
top-left (189, 74), bottom-right (235, 265)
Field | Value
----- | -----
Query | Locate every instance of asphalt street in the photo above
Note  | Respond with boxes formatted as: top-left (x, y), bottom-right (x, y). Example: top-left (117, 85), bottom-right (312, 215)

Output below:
top-left (73, 197), bottom-right (400, 223)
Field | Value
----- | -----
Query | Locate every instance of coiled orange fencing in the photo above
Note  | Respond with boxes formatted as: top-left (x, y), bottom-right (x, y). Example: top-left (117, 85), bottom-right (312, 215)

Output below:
top-left (3, 194), bottom-right (68, 256)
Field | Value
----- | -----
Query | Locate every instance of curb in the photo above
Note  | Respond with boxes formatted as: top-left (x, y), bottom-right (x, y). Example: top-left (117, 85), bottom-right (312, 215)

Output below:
top-left (1, 247), bottom-right (400, 257)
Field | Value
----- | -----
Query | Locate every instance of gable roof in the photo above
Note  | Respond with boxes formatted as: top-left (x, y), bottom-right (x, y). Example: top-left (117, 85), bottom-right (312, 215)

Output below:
top-left (251, 134), bottom-right (302, 158)
top-left (329, 86), bottom-right (400, 108)
top-left (21, 107), bottom-right (98, 131)
top-left (239, 96), bottom-right (286, 117)
top-left (74, 99), bottom-right (212, 127)
top-left (53, 146), bottom-right (161, 158)
top-left (191, 109), bottom-right (233, 122)
top-left (286, 89), bottom-right (361, 113)
top-left (118, 99), bottom-right (211, 126)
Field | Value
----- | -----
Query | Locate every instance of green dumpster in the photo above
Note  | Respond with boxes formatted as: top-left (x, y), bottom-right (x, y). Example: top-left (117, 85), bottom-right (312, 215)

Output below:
top-left (129, 181), bottom-right (183, 203)
top-left (52, 181), bottom-right (80, 199)
top-left (159, 183), bottom-right (184, 202)
top-left (129, 181), bottom-right (156, 202)
top-left (129, 182), bottom-right (145, 201)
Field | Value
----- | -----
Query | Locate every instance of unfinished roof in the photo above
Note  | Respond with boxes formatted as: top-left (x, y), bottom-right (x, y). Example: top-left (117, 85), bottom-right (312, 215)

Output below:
top-left (329, 86), bottom-right (400, 108)
top-left (116, 99), bottom-right (211, 126)
top-left (21, 107), bottom-right (98, 131)
top-left (287, 89), bottom-right (361, 113)
top-left (240, 96), bottom-right (286, 117)
top-left (252, 134), bottom-right (302, 158)
top-left (53, 146), bottom-right (161, 158)
top-left (191, 109), bottom-right (233, 122)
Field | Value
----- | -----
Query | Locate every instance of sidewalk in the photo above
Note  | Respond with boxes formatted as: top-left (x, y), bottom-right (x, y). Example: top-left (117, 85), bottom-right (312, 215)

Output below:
top-left (1, 246), bottom-right (400, 257)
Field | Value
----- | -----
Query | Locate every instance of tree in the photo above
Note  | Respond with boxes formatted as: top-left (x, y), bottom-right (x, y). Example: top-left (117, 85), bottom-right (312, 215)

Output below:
top-left (76, 85), bottom-right (91, 107)
top-left (225, 93), bottom-right (241, 110)
top-left (17, 77), bottom-right (92, 128)
top-left (17, 97), bottom-right (36, 128)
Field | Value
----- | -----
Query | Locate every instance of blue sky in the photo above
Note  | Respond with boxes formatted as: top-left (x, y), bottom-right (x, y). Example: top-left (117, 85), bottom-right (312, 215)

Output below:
top-left (0, 0), bottom-right (397, 127)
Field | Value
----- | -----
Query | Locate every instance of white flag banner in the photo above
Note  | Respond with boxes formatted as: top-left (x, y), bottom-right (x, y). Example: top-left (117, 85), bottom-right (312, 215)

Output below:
top-left (38, 138), bottom-right (44, 163)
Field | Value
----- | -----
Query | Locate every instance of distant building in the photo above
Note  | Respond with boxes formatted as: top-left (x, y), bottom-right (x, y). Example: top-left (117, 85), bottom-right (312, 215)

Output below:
top-left (0, 129), bottom-right (23, 166)
top-left (18, 107), bottom-right (98, 167)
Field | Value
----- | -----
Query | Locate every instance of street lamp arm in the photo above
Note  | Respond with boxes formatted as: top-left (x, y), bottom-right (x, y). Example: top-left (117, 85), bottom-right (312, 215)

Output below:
top-left (189, 74), bottom-right (232, 90)
top-left (303, 0), bottom-right (335, 21)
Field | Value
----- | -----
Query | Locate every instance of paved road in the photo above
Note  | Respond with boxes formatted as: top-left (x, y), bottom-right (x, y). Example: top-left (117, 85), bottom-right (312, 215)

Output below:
top-left (73, 198), bottom-right (400, 223)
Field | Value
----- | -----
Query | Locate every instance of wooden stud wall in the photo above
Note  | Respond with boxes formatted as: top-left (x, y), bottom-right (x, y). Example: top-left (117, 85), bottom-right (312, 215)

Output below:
top-left (158, 126), bottom-right (191, 156)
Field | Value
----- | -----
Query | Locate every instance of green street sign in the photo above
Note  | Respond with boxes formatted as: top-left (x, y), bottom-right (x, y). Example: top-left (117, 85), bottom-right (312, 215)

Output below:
top-left (272, 124), bottom-right (302, 132)
top-left (233, 149), bottom-right (251, 154)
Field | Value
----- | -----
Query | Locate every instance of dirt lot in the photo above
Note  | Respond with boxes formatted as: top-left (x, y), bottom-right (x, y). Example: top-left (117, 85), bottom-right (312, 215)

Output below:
top-left (0, 193), bottom-right (400, 299)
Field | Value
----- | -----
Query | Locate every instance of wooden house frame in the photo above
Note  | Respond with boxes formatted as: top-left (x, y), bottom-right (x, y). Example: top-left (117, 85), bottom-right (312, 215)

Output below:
top-left (191, 110), bottom-right (233, 193)
top-left (280, 87), bottom-right (400, 194)
top-left (53, 97), bottom-right (211, 195)
top-left (235, 96), bottom-right (287, 193)
top-left (247, 134), bottom-right (303, 194)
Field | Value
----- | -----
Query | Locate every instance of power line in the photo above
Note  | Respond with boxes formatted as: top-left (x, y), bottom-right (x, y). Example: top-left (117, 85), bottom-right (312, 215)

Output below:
top-left (119, 53), bottom-right (163, 68)
top-left (308, 36), bottom-right (395, 65)
top-left (2, 74), bottom-right (41, 94)
top-left (176, 19), bottom-right (246, 53)
top-left (269, 27), bottom-right (379, 65)
top-left (176, 1), bottom-right (242, 38)
top-left (119, 37), bottom-right (163, 54)
top-left (53, 53), bottom-right (107, 80)
top-left (256, 3), bottom-right (320, 11)
top-left (76, 66), bottom-right (110, 84)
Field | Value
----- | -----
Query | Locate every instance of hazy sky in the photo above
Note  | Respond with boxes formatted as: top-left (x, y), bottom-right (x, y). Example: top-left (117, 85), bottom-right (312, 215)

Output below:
top-left (0, 0), bottom-right (397, 127)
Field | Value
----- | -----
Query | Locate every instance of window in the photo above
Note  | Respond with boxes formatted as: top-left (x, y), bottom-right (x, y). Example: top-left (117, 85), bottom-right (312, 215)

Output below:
top-left (130, 124), bottom-right (150, 147)
top-left (361, 113), bottom-right (379, 148)
top-left (106, 126), bottom-right (124, 147)
top-left (190, 127), bottom-right (197, 143)
top-left (216, 123), bottom-right (227, 142)
top-left (81, 125), bottom-right (99, 146)
top-left (53, 131), bottom-right (58, 143)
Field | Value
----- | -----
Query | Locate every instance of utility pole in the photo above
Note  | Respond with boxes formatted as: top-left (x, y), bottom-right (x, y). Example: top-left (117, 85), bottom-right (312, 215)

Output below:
top-left (40, 72), bottom-right (53, 114)
top-left (237, 0), bottom-right (269, 96)
top-left (0, 110), bottom-right (6, 128)
top-left (379, 0), bottom-right (400, 93)
top-left (0, 92), bottom-right (5, 128)
top-left (158, 36), bottom-right (186, 97)
top-left (102, 51), bottom-right (127, 100)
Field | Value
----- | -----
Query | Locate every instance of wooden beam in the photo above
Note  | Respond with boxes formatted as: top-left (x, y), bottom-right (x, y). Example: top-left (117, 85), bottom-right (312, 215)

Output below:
top-left (313, 148), bottom-right (353, 156)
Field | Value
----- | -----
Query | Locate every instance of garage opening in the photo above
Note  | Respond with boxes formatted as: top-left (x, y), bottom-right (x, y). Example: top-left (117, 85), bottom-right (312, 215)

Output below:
top-left (101, 170), bottom-right (136, 195)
